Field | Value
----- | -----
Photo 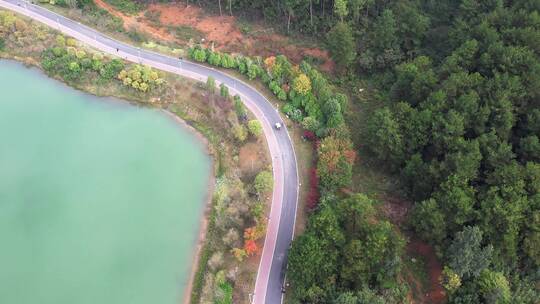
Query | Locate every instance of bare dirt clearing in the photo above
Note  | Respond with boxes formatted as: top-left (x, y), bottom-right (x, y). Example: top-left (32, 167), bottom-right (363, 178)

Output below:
top-left (95, 0), bottom-right (176, 41)
top-left (406, 239), bottom-right (447, 304)
top-left (93, 1), bottom-right (334, 72)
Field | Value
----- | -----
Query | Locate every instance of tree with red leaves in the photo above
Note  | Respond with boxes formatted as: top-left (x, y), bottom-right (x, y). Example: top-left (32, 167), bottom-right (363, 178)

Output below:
top-left (244, 239), bottom-right (259, 256)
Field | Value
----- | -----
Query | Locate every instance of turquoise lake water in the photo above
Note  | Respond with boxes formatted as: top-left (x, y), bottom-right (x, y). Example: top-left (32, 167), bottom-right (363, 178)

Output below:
top-left (0, 60), bottom-right (211, 304)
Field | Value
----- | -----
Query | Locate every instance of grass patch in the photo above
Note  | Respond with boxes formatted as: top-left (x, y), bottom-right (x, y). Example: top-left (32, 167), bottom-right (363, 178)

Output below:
top-left (102, 0), bottom-right (144, 15)
top-left (167, 25), bottom-right (205, 42)
top-left (126, 27), bottom-right (149, 43)
top-left (237, 19), bottom-right (252, 35)
top-left (144, 9), bottom-right (161, 26)
top-left (302, 54), bottom-right (324, 66)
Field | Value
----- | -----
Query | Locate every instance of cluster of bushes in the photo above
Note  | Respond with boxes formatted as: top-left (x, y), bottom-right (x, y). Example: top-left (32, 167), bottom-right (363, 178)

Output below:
top-left (0, 10), bottom-right (50, 50)
top-left (117, 64), bottom-right (164, 92)
top-left (189, 45), bottom-right (261, 80)
top-left (102, 0), bottom-right (143, 15)
top-left (42, 35), bottom-right (122, 82)
top-left (188, 45), bottom-right (348, 137)
top-left (41, 35), bottom-right (163, 93)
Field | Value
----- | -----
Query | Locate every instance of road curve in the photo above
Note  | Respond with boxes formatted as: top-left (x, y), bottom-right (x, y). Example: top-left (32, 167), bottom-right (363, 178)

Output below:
top-left (0, 1), bottom-right (299, 303)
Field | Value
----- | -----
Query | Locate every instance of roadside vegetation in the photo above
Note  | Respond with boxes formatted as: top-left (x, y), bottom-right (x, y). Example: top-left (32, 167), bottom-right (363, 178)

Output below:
top-left (0, 8), bottom-right (273, 304)
top-left (101, 0), bottom-right (143, 15)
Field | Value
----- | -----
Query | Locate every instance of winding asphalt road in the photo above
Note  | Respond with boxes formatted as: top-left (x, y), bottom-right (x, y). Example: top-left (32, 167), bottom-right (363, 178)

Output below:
top-left (0, 1), bottom-right (299, 303)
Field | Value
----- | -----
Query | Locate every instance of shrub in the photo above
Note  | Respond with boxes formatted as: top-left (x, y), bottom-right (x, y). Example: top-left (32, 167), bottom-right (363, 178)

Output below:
top-left (66, 46), bottom-right (76, 56)
top-left (247, 120), bottom-right (263, 137)
top-left (55, 35), bottom-right (65, 47)
top-left (292, 73), bottom-right (312, 95)
top-left (232, 125), bottom-right (247, 142)
top-left (66, 38), bottom-right (77, 47)
top-left (0, 38), bottom-right (4, 51)
top-left (233, 95), bottom-right (247, 120)
top-left (290, 108), bottom-right (304, 122)
top-left (277, 89), bottom-right (287, 101)
top-left (221, 54), bottom-right (236, 69)
top-left (441, 266), bottom-right (461, 294)
top-left (477, 270), bottom-right (511, 303)
top-left (206, 76), bottom-right (216, 93)
top-left (91, 58), bottom-right (103, 71)
top-left (92, 53), bottom-right (103, 61)
top-left (208, 51), bottom-right (222, 66)
top-left (80, 58), bottom-right (92, 69)
top-left (269, 81), bottom-right (280, 95)
top-left (247, 63), bottom-right (260, 80)
top-left (220, 83), bottom-right (229, 98)
top-left (302, 116), bottom-right (321, 132)
top-left (223, 229), bottom-right (240, 248)
top-left (67, 61), bottom-right (81, 79)
top-left (207, 251), bottom-right (224, 272)
top-left (52, 46), bottom-right (65, 57)
top-left (236, 56), bottom-right (247, 74)
top-left (126, 28), bottom-right (148, 43)
top-left (189, 45), bottom-right (207, 62)
top-left (99, 59), bottom-right (124, 80)
top-left (75, 49), bottom-right (87, 59)
top-left (214, 281), bottom-right (233, 304)
top-left (254, 170), bottom-right (273, 195)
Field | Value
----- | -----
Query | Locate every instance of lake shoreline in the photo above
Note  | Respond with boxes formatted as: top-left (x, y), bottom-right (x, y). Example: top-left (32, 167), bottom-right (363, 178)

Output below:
top-left (0, 57), bottom-right (216, 303)
top-left (161, 110), bottom-right (216, 304)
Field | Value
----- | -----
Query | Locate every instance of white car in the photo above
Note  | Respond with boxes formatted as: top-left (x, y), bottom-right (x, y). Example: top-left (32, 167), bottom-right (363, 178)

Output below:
top-left (274, 122), bottom-right (282, 130)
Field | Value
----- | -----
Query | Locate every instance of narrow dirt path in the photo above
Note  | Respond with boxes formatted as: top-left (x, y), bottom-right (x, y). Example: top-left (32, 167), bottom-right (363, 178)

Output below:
top-left (407, 239), bottom-right (447, 303)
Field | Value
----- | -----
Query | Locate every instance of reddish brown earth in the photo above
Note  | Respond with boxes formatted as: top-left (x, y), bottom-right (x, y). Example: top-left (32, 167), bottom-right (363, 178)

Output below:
top-left (380, 197), bottom-right (446, 304)
top-left (94, 0), bottom-right (176, 42)
top-left (407, 239), bottom-right (447, 304)
top-left (152, 3), bottom-right (243, 46)
top-left (94, 1), bottom-right (334, 72)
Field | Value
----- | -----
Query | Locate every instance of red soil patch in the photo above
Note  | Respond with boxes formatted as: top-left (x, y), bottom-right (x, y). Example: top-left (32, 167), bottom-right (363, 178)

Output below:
top-left (152, 3), bottom-right (243, 46)
top-left (94, 1), bottom-right (334, 72)
top-left (94, 0), bottom-right (175, 42)
top-left (407, 239), bottom-right (447, 304)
